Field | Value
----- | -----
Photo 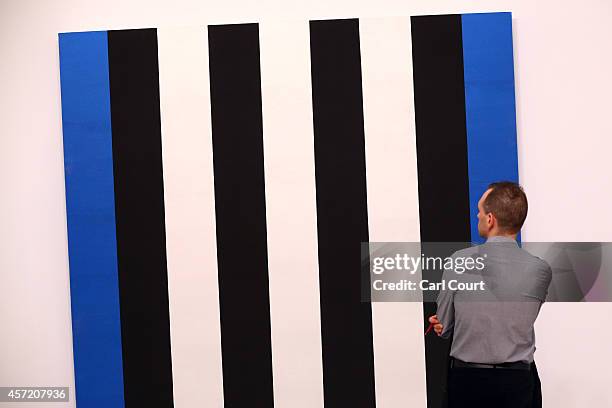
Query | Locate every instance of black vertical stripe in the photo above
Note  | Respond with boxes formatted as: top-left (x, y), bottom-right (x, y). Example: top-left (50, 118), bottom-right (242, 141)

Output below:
top-left (107, 29), bottom-right (174, 407)
top-left (207, 24), bottom-right (275, 407)
top-left (309, 19), bottom-right (377, 407)
top-left (411, 15), bottom-right (472, 408)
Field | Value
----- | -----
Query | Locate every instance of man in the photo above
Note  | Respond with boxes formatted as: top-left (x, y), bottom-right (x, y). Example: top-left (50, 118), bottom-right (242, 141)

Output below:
top-left (428, 181), bottom-right (552, 408)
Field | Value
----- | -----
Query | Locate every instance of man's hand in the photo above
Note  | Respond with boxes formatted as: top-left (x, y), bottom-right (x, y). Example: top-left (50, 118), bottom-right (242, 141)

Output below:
top-left (428, 315), bottom-right (444, 336)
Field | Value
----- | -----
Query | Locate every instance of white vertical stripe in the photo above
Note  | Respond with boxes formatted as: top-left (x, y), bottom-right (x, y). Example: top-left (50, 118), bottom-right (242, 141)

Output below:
top-left (360, 18), bottom-right (428, 408)
top-left (157, 27), bottom-right (224, 408)
top-left (259, 20), bottom-right (325, 408)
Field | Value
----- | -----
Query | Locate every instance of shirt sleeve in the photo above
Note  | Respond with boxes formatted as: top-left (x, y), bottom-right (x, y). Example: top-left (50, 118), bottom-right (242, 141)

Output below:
top-left (540, 260), bottom-right (553, 303)
top-left (436, 264), bottom-right (457, 339)
top-left (523, 257), bottom-right (553, 303)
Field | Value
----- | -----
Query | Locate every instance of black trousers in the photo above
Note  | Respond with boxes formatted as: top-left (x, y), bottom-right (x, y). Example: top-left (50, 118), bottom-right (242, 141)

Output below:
top-left (447, 362), bottom-right (542, 408)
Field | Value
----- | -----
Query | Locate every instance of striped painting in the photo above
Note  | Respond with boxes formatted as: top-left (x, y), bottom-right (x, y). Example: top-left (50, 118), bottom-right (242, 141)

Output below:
top-left (58, 13), bottom-right (518, 408)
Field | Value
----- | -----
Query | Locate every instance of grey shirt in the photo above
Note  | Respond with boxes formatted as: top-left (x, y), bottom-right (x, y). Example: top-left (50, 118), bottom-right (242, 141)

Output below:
top-left (436, 236), bottom-right (553, 364)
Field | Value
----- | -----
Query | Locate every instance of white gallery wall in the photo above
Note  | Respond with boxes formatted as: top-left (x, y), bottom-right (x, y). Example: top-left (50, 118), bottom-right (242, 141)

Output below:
top-left (1, 0), bottom-right (611, 407)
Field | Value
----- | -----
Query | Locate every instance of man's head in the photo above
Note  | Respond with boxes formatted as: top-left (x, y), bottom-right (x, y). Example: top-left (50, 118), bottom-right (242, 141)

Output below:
top-left (477, 181), bottom-right (528, 238)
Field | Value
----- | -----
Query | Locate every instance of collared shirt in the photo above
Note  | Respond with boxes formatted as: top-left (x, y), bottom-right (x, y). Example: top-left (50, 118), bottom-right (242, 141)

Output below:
top-left (436, 236), bottom-right (553, 364)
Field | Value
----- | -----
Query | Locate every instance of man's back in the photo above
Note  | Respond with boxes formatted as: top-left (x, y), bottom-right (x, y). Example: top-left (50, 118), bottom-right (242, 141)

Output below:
top-left (436, 236), bottom-right (553, 364)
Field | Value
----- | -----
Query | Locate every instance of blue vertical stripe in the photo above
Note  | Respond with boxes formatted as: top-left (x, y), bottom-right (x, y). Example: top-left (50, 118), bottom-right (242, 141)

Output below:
top-left (461, 12), bottom-right (520, 243)
top-left (59, 31), bottom-right (125, 408)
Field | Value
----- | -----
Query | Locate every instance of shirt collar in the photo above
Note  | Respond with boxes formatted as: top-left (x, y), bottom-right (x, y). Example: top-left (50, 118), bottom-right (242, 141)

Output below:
top-left (485, 235), bottom-right (519, 245)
